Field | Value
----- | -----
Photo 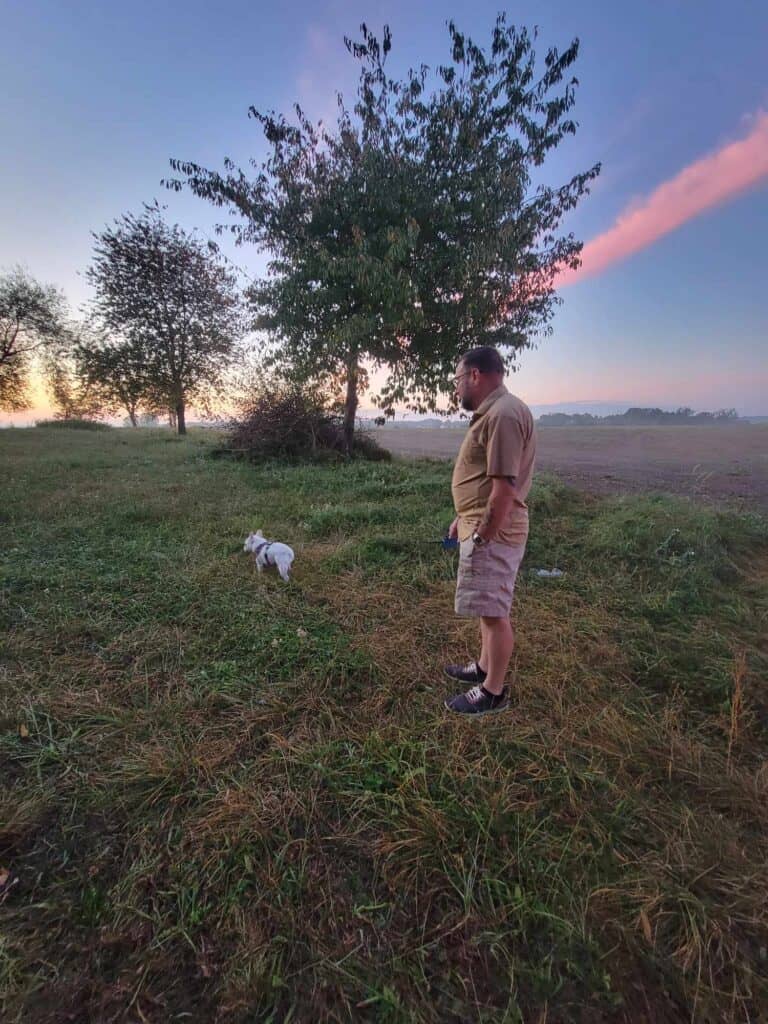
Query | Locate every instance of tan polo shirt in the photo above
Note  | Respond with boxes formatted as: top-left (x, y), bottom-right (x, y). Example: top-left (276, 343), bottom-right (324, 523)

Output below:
top-left (451, 385), bottom-right (536, 547)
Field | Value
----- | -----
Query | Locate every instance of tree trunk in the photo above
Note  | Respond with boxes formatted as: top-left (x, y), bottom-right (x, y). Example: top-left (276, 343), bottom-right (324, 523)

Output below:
top-left (343, 358), bottom-right (358, 455)
top-left (128, 407), bottom-right (138, 427)
top-left (176, 399), bottom-right (187, 435)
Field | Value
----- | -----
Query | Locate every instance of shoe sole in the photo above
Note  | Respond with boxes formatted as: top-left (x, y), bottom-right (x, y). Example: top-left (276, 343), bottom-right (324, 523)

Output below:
top-left (443, 700), bottom-right (510, 716)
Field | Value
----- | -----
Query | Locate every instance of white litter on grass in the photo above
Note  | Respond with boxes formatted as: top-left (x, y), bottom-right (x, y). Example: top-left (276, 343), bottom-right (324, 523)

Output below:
top-left (655, 528), bottom-right (696, 563)
top-left (534, 568), bottom-right (565, 578)
top-left (655, 529), bottom-right (680, 555)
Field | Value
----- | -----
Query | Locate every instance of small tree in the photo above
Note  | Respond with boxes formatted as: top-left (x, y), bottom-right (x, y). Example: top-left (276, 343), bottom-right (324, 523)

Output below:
top-left (87, 206), bottom-right (246, 434)
top-left (168, 16), bottom-right (599, 450)
top-left (75, 334), bottom-right (151, 427)
top-left (44, 349), bottom-right (111, 422)
top-left (0, 267), bottom-right (66, 410)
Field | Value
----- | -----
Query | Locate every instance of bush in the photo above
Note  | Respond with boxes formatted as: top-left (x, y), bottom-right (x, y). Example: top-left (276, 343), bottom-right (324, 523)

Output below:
top-left (351, 429), bottom-right (391, 461)
top-left (226, 384), bottom-right (390, 462)
top-left (34, 418), bottom-right (112, 431)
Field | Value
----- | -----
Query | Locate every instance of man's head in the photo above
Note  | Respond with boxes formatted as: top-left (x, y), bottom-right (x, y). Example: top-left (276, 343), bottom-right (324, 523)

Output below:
top-left (453, 346), bottom-right (505, 412)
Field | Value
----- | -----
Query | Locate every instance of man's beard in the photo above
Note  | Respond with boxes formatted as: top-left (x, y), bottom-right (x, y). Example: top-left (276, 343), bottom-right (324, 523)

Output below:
top-left (460, 394), bottom-right (476, 412)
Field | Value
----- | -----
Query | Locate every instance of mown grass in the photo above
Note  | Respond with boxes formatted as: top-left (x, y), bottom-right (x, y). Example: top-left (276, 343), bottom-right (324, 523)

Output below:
top-left (1, 427), bottom-right (767, 1023)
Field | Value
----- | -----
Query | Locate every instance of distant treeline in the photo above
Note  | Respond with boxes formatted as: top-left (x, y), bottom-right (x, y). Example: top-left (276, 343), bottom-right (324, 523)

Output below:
top-left (537, 407), bottom-right (740, 427)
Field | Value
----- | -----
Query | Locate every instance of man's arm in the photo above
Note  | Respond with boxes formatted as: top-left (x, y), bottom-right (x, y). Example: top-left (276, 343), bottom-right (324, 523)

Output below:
top-left (476, 477), bottom-right (517, 541)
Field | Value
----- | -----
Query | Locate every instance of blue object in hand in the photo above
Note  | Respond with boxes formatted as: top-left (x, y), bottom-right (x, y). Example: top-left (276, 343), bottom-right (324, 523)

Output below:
top-left (441, 535), bottom-right (459, 550)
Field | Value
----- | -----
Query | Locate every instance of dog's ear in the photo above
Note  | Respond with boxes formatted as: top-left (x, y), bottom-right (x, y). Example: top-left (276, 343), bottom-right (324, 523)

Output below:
top-left (256, 529), bottom-right (263, 537)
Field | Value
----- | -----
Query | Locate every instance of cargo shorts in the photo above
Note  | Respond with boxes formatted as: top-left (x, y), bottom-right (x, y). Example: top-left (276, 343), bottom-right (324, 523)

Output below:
top-left (455, 538), bottom-right (526, 618)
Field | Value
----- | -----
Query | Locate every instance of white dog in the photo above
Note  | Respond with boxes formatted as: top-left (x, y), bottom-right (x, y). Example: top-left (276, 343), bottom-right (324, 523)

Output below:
top-left (243, 530), bottom-right (294, 582)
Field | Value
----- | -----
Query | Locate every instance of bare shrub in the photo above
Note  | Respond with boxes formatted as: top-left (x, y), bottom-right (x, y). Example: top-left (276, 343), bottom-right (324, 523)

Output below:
top-left (226, 381), bottom-right (390, 462)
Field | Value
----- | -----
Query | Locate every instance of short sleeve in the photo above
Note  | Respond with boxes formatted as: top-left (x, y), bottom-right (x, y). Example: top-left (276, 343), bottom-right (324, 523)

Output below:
top-left (485, 412), bottom-right (526, 479)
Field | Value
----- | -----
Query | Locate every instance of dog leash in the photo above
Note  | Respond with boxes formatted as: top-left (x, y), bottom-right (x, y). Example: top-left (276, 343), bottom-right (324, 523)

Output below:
top-left (253, 538), bottom-right (456, 560)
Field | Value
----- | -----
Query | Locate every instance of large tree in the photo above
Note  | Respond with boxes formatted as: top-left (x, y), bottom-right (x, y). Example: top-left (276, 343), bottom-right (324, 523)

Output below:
top-left (86, 206), bottom-right (245, 434)
top-left (0, 267), bottom-right (66, 411)
top-left (168, 17), bottom-right (600, 449)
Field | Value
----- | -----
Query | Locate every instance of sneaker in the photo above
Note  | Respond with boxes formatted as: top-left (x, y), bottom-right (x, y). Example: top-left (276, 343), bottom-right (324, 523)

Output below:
top-left (443, 659), bottom-right (487, 684)
top-left (445, 685), bottom-right (510, 715)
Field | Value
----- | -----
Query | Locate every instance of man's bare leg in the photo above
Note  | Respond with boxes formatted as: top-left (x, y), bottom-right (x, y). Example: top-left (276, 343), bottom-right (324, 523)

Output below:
top-left (479, 616), bottom-right (514, 695)
top-left (478, 619), bottom-right (488, 675)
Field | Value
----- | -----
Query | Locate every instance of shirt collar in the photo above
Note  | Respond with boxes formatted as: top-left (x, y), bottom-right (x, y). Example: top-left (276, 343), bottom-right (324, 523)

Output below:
top-left (470, 384), bottom-right (508, 423)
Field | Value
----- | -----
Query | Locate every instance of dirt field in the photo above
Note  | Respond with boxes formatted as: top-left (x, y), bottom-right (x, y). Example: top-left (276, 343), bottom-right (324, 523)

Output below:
top-left (374, 423), bottom-right (768, 508)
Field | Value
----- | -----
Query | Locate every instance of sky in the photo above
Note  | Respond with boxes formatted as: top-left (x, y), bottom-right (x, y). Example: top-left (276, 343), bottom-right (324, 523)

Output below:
top-left (2, 0), bottom-right (767, 423)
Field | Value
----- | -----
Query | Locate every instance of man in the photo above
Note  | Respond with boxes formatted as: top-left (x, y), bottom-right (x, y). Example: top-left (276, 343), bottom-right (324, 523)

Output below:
top-left (444, 346), bottom-right (536, 715)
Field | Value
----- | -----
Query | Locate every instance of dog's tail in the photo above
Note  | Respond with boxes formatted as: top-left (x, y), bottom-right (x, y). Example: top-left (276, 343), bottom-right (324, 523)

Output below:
top-left (275, 552), bottom-right (293, 582)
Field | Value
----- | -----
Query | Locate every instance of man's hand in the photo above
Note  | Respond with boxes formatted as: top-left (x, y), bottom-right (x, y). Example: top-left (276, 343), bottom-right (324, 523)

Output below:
top-left (448, 516), bottom-right (459, 540)
top-left (477, 477), bottom-right (518, 541)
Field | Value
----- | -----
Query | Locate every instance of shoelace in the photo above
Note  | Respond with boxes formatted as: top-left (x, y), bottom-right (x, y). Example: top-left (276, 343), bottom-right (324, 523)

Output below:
top-left (466, 686), bottom-right (484, 704)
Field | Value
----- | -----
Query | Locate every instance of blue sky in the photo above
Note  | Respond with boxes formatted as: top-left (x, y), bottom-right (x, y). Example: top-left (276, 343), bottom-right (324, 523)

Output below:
top-left (2, 0), bottom-right (767, 418)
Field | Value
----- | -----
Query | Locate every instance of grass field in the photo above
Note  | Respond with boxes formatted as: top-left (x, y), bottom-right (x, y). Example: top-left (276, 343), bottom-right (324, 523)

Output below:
top-left (2, 427), bottom-right (767, 1023)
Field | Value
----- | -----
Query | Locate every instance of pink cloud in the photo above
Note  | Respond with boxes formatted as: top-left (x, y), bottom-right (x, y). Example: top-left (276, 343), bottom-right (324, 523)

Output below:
top-left (559, 110), bottom-right (768, 286)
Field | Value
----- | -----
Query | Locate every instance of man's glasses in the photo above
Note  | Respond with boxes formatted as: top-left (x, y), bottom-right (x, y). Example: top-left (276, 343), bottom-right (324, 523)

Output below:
top-left (452, 371), bottom-right (471, 388)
